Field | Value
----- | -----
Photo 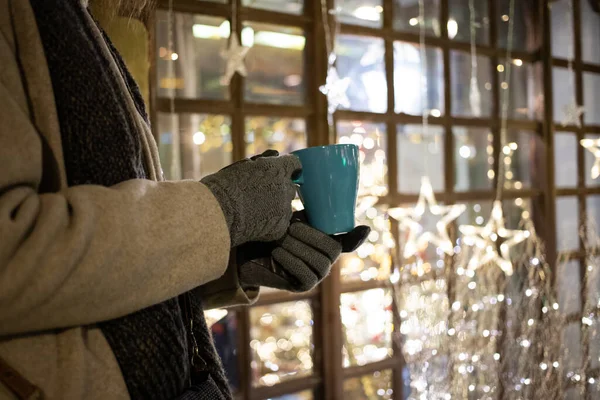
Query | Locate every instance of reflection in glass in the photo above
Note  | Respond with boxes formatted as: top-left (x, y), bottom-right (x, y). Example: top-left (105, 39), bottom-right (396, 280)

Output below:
top-left (556, 197), bottom-right (579, 252)
top-left (394, 42), bottom-right (444, 116)
top-left (341, 289), bottom-right (393, 367)
top-left (343, 370), bottom-right (393, 399)
top-left (243, 0), bottom-right (303, 15)
top-left (157, 113), bottom-right (232, 180)
top-left (243, 22), bottom-right (305, 105)
top-left (450, 52), bottom-right (492, 117)
top-left (583, 73), bottom-right (600, 125)
top-left (550, 0), bottom-right (574, 59)
top-left (250, 301), bottom-right (313, 386)
top-left (209, 311), bottom-right (239, 391)
top-left (503, 130), bottom-right (540, 190)
top-left (245, 117), bottom-right (306, 156)
top-left (454, 127), bottom-right (494, 191)
top-left (394, 0), bottom-right (440, 37)
top-left (553, 67), bottom-right (576, 125)
top-left (337, 121), bottom-right (388, 197)
top-left (581, 0), bottom-right (600, 65)
top-left (268, 390), bottom-right (313, 400)
top-left (584, 135), bottom-right (600, 187)
top-left (155, 12), bottom-right (229, 100)
top-left (496, 0), bottom-right (536, 52)
top-left (448, 0), bottom-right (489, 44)
top-left (554, 132), bottom-right (577, 188)
top-left (336, 0), bottom-right (383, 28)
top-left (337, 35), bottom-right (387, 113)
top-left (397, 124), bottom-right (445, 193)
top-left (498, 59), bottom-right (539, 120)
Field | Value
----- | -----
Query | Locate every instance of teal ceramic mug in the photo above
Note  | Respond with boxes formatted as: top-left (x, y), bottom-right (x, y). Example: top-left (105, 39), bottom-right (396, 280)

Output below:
top-left (291, 144), bottom-right (360, 235)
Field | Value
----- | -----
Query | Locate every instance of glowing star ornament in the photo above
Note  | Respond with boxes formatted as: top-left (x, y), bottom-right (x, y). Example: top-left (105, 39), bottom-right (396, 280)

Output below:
top-left (459, 200), bottom-right (531, 276)
top-left (320, 62), bottom-right (351, 117)
top-left (561, 103), bottom-right (585, 127)
top-left (220, 35), bottom-right (249, 86)
top-left (581, 138), bottom-right (600, 179)
top-left (389, 176), bottom-right (466, 258)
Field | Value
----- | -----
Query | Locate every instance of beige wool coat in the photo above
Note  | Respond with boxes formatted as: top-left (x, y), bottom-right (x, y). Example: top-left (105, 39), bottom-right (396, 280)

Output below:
top-left (0, 0), bottom-right (258, 398)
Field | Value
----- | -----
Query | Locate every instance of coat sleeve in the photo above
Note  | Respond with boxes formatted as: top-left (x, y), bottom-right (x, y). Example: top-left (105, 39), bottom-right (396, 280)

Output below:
top-left (0, 20), bottom-right (233, 336)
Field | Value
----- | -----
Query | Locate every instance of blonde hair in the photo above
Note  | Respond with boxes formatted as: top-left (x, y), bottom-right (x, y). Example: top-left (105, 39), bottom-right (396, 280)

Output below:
top-left (90, 0), bottom-right (155, 21)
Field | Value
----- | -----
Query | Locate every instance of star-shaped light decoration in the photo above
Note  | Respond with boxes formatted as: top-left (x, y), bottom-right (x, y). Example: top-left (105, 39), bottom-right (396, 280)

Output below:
top-left (388, 177), bottom-right (466, 259)
top-left (560, 103), bottom-right (585, 128)
top-left (319, 63), bottom-right (351, 117)
top-left (581, 138), bottom-right (600, 179)
top-left (220, 35), bottom-right (250, 86)
top-left (459, 200), bottom-right (531, 276)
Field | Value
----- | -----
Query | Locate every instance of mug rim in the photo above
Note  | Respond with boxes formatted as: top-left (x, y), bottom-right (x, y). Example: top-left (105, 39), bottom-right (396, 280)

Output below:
top-left (291, 143), bottom-right (358, 155)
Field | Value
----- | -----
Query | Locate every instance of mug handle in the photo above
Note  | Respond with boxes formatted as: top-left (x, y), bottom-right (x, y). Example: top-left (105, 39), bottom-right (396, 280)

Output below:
top-left (291, 155), bottom-right (304, 185)
top-left (292, 171), bottom-right (304, 185)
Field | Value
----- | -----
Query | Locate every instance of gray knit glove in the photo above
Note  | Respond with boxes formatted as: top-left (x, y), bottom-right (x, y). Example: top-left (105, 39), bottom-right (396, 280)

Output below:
top-left (201, 151), bottom-right (301, 247)
top-left (239, 223), bottom-right (342, 292)
top-left (237, 212), bottom-right (371, 292)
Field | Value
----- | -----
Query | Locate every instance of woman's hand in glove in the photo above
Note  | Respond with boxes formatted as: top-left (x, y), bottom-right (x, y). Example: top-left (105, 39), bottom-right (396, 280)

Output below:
top-left (237, 212), bottom-right (371, 292)
top-left (201, 150), bottom-right (301, 248)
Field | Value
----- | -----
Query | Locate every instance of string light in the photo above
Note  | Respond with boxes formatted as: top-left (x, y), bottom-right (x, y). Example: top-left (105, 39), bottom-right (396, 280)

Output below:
top-left (459, 201), bottom-right (530, 276)
top-left (220, 0), bottom-right (249, 85)
top-left (389, 176), bottom-right (466, 258)
top-left (581, 138), bottom-right (600, 179)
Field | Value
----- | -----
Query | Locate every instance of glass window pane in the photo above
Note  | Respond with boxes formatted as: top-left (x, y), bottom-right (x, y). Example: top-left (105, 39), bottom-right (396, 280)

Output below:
top-left (502, 130), bottom-right (541, 190)
top-left (397, 124), bottom-right (445, 193)
top-left (341, 289), bottom-right (393, 367)
top-left (250, 301), bottom-right (313, 386)
top-left (448, 0), bottom-right (489, 44)
top-left (550, 0), bottom-right (574, 59)
top-left (586, 195), bottom-right (600, 235)
top-left (496, 0), bottom-right (536, 52)
top-left (557, 259), bottom-right (582, 315)
top-left (340, 205), bottom-right (392, 282)
top-left (581, 0), bottom-right (600, 65)
top-left (556, 197), bottom-right (580, 252)
top-left (450, 52), bottom-right (493, 117)
top-left (457, 201), bottom-right (493, 228)
top-left (562, 323), bottom-right (583, 377)
top-left (454, 127), bottom-right (494, 192)
top-left (157, 113), bottom-right (232, 180)
top-left (583, 73), bottom-right (600, 125)
top-left (394, 42), bottom-right (444, 116)
top-left (457, 200), bottom-right (526, 230)
top-left (498, 59), bottom-right (539, 120)
top-left (343, 370), bottom-right (393, 399)
top-left (554, 132), bottom-right (578, 188)
top-left (245, 117), bottom-right (306, 156)
top-left (155, 12), bottom-right (230, 100)
top-left (268, 390), bottom-right (313, 400)
top-left (337, 36), bottom-right (387, 113)
top-left (584, 134), bottom-right (600, 187)
top-left (394, 0), bottom-right (441, 37)
top-left (336, 0), bottom-right (383, 28)
top-left (242, 0), bottom-right (303, 15)
top-left (553, 67), bottom-right (576, 125)
top-left (208, 310), bottom-right (240, 391)
top-left (243, 22), bottom-right (305, 105)
top-left (337, 121), bottom-right (388, 197)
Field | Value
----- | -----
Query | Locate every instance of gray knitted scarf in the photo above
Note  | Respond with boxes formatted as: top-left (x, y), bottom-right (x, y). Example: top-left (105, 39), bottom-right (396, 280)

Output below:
top-left (29, 1), bottom-right (231, 399)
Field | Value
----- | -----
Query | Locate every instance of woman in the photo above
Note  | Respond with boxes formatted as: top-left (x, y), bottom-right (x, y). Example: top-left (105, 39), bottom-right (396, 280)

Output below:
top-left (0, 0), bottom-right (368, 399)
